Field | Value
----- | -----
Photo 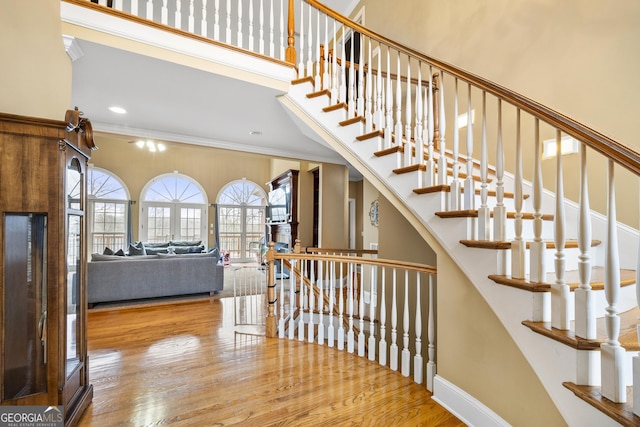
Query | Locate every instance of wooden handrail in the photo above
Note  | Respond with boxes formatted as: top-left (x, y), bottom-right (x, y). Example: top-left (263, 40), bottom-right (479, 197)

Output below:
top-left (306, 0), bottom-right (640, 176)
top-left (304, 247), bottom-right (378, 256)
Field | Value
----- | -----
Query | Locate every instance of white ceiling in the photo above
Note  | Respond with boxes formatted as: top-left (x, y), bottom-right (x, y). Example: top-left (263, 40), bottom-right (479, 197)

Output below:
top-left (68, 0), bottom-right (362, 176)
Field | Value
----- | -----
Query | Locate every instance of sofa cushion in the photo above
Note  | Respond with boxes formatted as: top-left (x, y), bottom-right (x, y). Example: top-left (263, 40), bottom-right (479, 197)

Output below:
top-left (143, 242), bottom-right (169, 248)
top-left (92, 253), bottom-right (159, 261)
top-left (145, 247), bottom-right (169, 255)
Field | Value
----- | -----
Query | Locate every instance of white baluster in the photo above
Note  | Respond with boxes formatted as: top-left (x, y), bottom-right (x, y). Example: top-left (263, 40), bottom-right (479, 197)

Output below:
top-left (437, 71), bottom-right (447, 186)
top-left (358, 262), bottom-right (366, 357)
top-left (357, 34), bottom-right (365, 117)
top-left (463, 83), bottom-right (475, 210)
top-left (379, 266), bottom-right (387, 366)
top-left (288, 259), bottom-right (296, 340)
top-left (426, 274), bottom-right (436, 392)
top-left (394, 52), bottom-right (403, 159)
top-left (374, 47), bottom-right (383, 134)
top-left (225, 0), bottom-right (231, 44)
top-left (414, 273), bottom-right (423, 384)
top-left (213, 0), bottom-right (220, 40)
top-left (188, 0), bottom-right (195, 32)
top-left (425, 69), bottom-right (435, 186)
top-left (248, 0), bottom-right (254, 51)
top-left (317, 260), bottom-right (324, 345)
top-left (347, 263), bottom-right (355, 353)
top-left (237, 0), bottom-right (243, 49)
top-left (450, 78), bottom-right (461, 210)
top-left (494, 99), bottom-right (506, 241)
top-left (279, 0), bottom-right (284, 60)
top-left (415, 64), bottom-right (424, 184)
top-left (306, 3), bottom-right (313, 83)
top-left (146, 0), bottom-right (153, 20)
top-left (530, 118), bottom-right (547, 284)
top-left (114, 0), bottom-right (123, 11)
top-left (403, 59), bottom-right (412, 168)
top-left (259, 0), bottom-right (264, 54)
top-left (401, 270), bottom-right (410, 377)
top-left (298, 3), bottom-right (305, 77)
top-left (511, 109), bottom-right (525, 279)
top-left (330, 20), bottom-right (338, 104)
top-left (368, 264), bottom-right (377, 362)
top-left (390, 269), bottom-right (398, 371)
top-left (337, 261), bottom-right (345, 350)
top-left (347, 32), bottom-right (355, 117)
top-left (308, 261), bottom-right (315, 343)
top-left (174, 0), bottom-right (181, 28)
top-left (339, 33), bottom-right (346, 103)
top-left (131, 0), bottom-right (138, 17)
top-left (298, 260), bottom-right (306, 341)
top-left (314, 9), bottom-right (321, 90)
top-left (478, 92), bottom-right (490, 239)
top-left (575, 142), bottom-right (595, 339)
top-left (551, 130), bottom-right (570, 330)
top-left (200, 0), bottom-right (208, 37)
top-left (268, 0), bottom-right (273, 56)
top-left (278, 269), bottom-right (285, 338)
top-left (384, 49), bottom-right (393, 150)
top-left (328, 261), bottom-right (335, 347)
top-left (364, 39), bottom-right (373, 133)
top-left (161, 0), bottom-right (168, 25)
top-left (601, 159), bottom-right (626, 403)
top-left (322, 14), bottom-right (330, 91)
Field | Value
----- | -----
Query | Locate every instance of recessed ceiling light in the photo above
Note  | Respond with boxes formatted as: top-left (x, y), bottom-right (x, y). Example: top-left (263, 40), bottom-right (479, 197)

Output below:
top-left (249, 131), bottom-right (262, 136)
top-left (109, 106), bottom-right (127, 114)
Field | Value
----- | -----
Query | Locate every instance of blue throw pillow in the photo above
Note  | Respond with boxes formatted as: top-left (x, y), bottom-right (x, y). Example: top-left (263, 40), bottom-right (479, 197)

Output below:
top-left (128, 241), bottom-right (147, 256)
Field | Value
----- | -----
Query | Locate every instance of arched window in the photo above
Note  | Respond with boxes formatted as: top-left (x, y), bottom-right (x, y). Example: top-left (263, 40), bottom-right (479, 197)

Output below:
top-left (139, 173), bottom-right (207, 245)
top-left (217, 179), bottom-right (267, 262)
top-left (87, 167), bottom-right (130, 254)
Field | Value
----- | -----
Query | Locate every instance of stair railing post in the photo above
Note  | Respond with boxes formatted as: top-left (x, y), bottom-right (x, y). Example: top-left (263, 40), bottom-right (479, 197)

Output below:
top-left (401, 270), bottom-right (410, 377)
top-left (328, 260), bottom-right (335, 347)
top-left (390, 268), bottom-right (399, 371)
top-left (266, 242), bottom-right (277, 337)
top-left (285, 0), bottom-right (296, 66)
top-left (403, 58), bottom-right (413, 169)
top-left (530, 118), bottom-right (547, 292)
top-left (358, 260), bottom-right (366, 357)
top-left (450, 77), bottom-right (461, 210)
top-left (511, 108), bottom-right (525, 279)
top-left (478, 91), bottom-right (490, 240)
top-left (384, 48), bottom-right (393, 150)
top-left (493, 98), bottom-right (506, 244)
top-left (425, 69), bottom-right (435, 187)
top-left (365, 38), bottom-right (373, 133)
top-left (463, 83), bottom-right (475, 211)
top-left (575, 142), bottom-right (595, 339)
top-left (394, 52), bottom-right (403, 168)
top-left (601, 159), bottom-right (626, 403)
top-left (426, 273), bottom-right (436, 392)
top-left (415, 64), bottom-right (424, 188)
top-left (414, 272), bottom-right (423, 384)
top-left (437, 72), bottom-right (447, 186)
top-left (379, 266), bottom-right (387, 366)
top-left (317, 259), bottom-right (325, 345)
top-left (368, 264), bottom-right (377, 361)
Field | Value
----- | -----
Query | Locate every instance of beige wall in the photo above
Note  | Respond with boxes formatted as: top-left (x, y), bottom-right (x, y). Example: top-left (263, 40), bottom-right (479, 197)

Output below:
top-left (319, 163), bottom-right (349, 248)
top-left (0, 0), bottom-right (72, 119)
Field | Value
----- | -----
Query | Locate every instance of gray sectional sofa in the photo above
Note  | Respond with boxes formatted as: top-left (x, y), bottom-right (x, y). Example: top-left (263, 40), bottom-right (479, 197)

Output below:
top-left (87, 250), bottom-right (224, 308)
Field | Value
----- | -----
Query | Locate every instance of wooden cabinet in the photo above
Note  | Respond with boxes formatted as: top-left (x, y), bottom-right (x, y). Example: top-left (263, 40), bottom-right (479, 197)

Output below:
top-left (267, 169), bottom-right (299, 248)
top-left (0, 109), bottom-right (95, 425)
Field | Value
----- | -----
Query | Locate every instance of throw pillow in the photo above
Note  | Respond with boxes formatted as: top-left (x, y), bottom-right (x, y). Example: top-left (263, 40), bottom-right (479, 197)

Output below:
top-left (128, 241), bottom-right (147, 256)
top-left (103, 247), bottom-right (115, 255)
top-left (208, 247), bottom-right (220, 259)
top-left (114, 249), bottom-right (125, 256)
top-left (169, 240), bottom-right (202, 247)
top-left (187, 245), bottom-right (205, 253)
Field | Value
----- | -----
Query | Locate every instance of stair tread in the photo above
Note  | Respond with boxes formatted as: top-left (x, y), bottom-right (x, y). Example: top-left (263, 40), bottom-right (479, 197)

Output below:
top-left (414, 186), bottom-right (529, 199)
top-left (461, 239), bottom-right (602, 250)
top-left (563, 382), bottom-right (639, 427)
top-left (521, 305), bottom-right (639, 351)
top-left (292, 76), bottom-right (314, 85)
top-left (307, 89), bottom-right (331, 99)
top-left (323, 102), bottom-right (347, 113)
top-left (489, 267), bottom-right (635, 291)
top-left (339, 116), bottom-right (365, 126)
top-left (436, 210), bottom-right (554, 220)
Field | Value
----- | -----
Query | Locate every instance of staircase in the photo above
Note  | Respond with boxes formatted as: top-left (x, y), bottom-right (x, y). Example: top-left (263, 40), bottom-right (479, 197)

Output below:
top-left (61, 0), bottom-right (640, 425)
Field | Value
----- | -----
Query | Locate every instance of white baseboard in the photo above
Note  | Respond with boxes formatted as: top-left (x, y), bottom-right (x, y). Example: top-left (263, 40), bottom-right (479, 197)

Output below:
top-left (432, 375), bottom-right (511, 427)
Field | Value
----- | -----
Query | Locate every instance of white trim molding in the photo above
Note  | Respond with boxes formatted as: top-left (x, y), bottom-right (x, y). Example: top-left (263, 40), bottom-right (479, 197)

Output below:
top-left (432, 376), bottom-right (511, 427)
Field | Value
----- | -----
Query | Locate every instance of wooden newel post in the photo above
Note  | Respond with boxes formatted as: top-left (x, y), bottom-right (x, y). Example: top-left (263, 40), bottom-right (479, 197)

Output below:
top-left (285, 0), bottom-right (296, 65)
top-left (266, 241), bottom-right (277, 338)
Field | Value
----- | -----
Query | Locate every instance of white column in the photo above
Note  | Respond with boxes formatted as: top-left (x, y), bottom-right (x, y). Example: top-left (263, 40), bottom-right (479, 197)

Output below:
top-left (298, 260), bottom-right (306, 341)
top-left (317, 260), bottom-right (324, 345)
top-left (401, 270), bottom-right (411, 377)
top-left (425, 69), bottom-right (435, 187)
top-left (390, 269), bottom-right (398, 371)
top-left (511, 109), bottom-right (525, 279)
top-left (358, 262), bottom-right (366, 357)
top-left (379, 267), bottom-right (387, 366)
top-left (337, 261), bottom-right (345, 350)
top-left (384, 49), bottom-right (393, 150)
top-left (426, 274), bottom-right (436, 392)
top-left (365, 38), bottom-right (373, 133)
top-left (347, 264), bottom-right (355, 353)
top-left (288, 260), bottom-right (296, 340)
top-left (328, 261), bottom-right (335, 347)
top-left (200, 0), bottom-right (208, 37)
top-left (403, 59), bottom-right (413, 168)
top-left (437, 71), bottom-right (447, 186)
top-left (236, 0), bottom-right (244, 49)
top-left (174, 0), bottom-right (182, 29)
top-left (601, 159), bottom-right (626, 403)
top-left (213, 0), bottom-right (220, 40)
top-left (394, 52), bottom-right (403, 158)
top-left (258, 0), bottom-right (265, 54)
top-left (146, 0), bottom-right (154, 20)
top-left (493, 99), bottom-right (506, 241)
top-left (161, 0), bottom-right (168, 25)
top-left (188, 0), bottom-right (195, 33)
top-left (278, 272), bottom-right (285, 338)
top-left (225, 0), bottom-right (231, 44)
top-left (307, 260), bottom-right (315, 343)
top-left (368, 264), bottom-right (377, 362)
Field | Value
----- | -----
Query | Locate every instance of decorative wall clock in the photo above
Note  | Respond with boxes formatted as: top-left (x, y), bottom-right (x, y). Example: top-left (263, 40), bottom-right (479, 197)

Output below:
top-left (369, 199), bottom-right (379, 227)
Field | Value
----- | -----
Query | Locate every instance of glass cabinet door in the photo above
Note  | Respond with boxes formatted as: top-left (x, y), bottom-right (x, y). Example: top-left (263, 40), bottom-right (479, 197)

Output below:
top-left (65, 158), bottom-right (83, 379)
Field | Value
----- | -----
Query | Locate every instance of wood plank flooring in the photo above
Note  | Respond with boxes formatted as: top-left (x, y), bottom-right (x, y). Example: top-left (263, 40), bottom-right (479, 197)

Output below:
top-left (79, 297), bottom-right (464, 426)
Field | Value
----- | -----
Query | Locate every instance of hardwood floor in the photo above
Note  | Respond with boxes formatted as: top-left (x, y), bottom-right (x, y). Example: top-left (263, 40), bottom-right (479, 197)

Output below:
top-left (79, 296), bottom-right (464, 426)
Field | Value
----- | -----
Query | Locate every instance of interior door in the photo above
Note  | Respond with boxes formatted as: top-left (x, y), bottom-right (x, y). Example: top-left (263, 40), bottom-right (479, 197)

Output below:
top-left (142, 203), bottom-right (205, 243)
